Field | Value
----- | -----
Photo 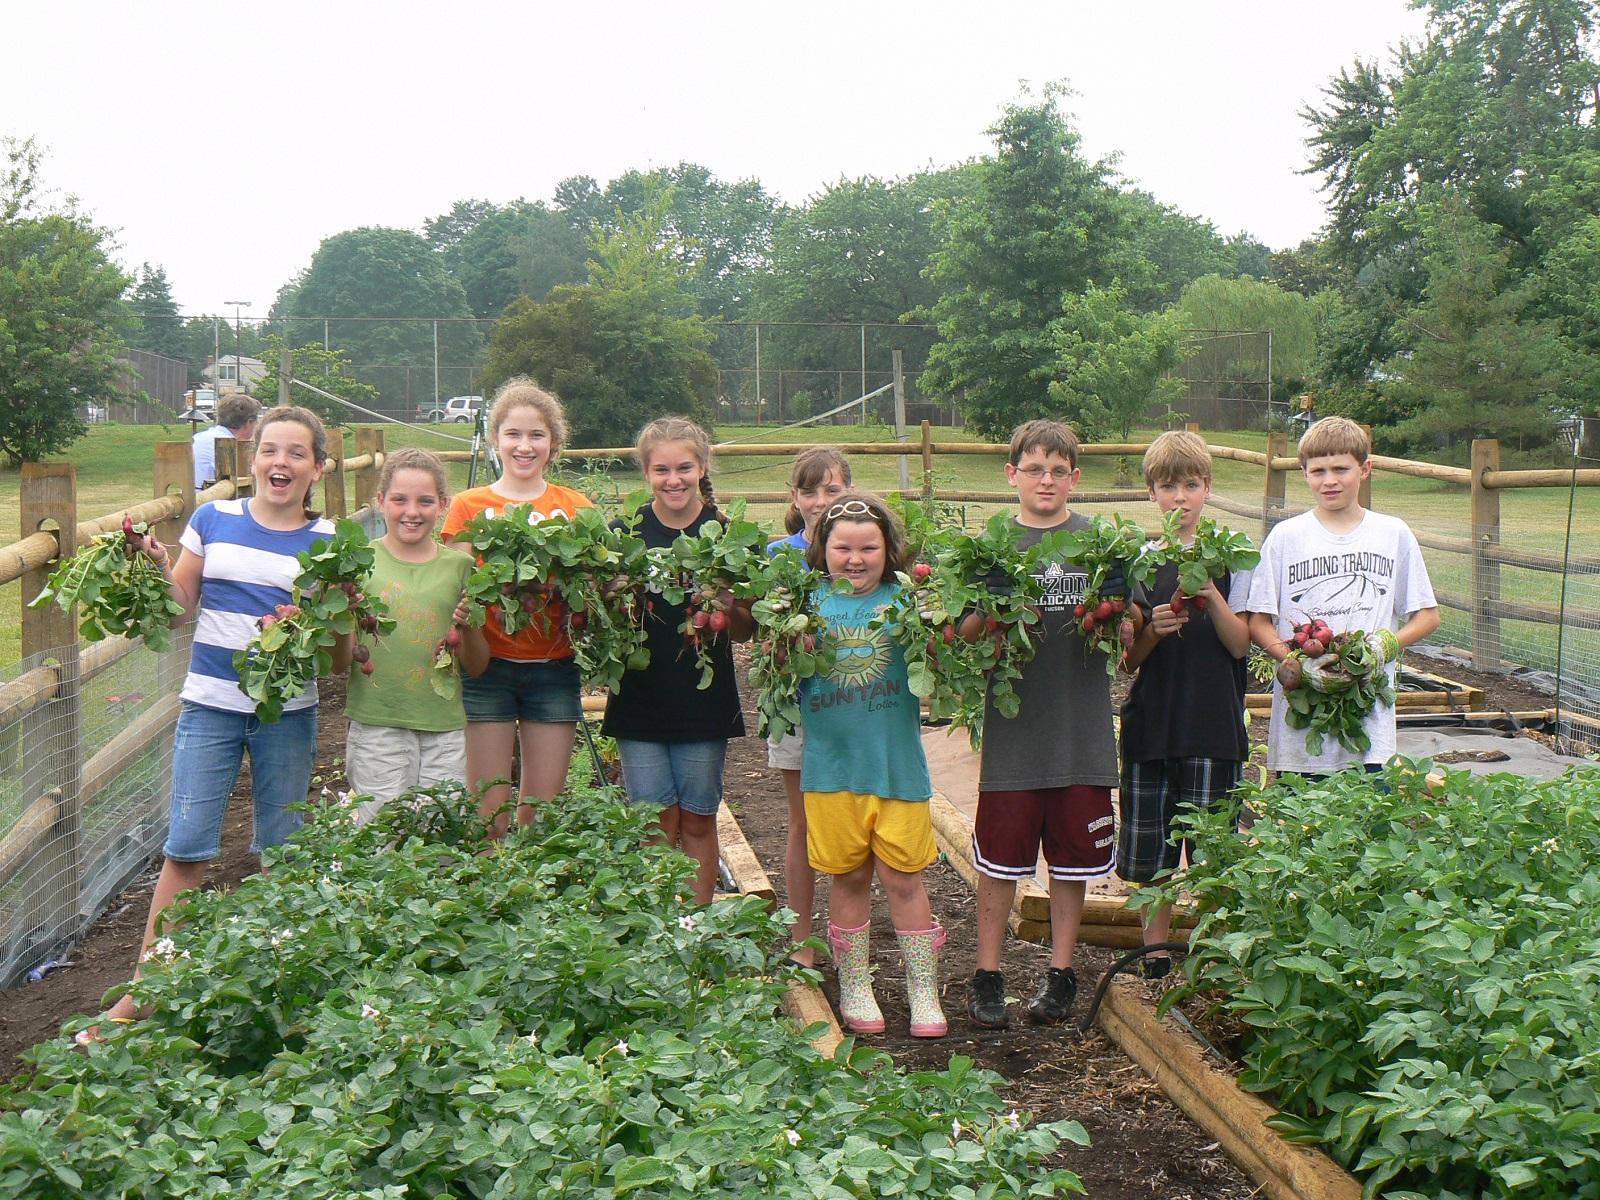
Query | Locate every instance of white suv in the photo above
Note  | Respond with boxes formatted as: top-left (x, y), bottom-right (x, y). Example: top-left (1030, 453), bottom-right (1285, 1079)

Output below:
top-left (422, 395), bottom-right (482, 423)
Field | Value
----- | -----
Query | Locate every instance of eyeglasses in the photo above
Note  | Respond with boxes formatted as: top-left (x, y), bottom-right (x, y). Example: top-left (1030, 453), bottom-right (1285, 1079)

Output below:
top-left (824, 500), bottom-right (873, 520)
top-left (1016, 466), bottom-right (1075, 481)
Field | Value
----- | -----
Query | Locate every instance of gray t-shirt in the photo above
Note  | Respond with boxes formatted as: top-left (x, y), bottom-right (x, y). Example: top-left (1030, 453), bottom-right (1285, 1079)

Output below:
top-left (978, 514), bottom-right (1119, 790)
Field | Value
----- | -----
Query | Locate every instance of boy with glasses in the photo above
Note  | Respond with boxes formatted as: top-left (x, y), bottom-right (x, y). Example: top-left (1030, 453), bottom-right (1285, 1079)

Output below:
top-left (965, 419), bottom-right (1126, 1030)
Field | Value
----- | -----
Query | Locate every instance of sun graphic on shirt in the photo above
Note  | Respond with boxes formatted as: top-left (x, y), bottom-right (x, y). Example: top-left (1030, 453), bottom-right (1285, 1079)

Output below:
top-left (826, 624), bottom-right (890, 687)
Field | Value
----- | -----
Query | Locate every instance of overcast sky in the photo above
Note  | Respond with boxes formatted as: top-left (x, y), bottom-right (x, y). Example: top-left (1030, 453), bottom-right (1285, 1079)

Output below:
top-left (5, 1), bottom-right (1429, 317)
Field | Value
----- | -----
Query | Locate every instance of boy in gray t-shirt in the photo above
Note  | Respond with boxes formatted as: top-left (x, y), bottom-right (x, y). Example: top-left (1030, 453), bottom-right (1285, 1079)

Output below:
top-left (963, 420), bottom-right (1126, 1032)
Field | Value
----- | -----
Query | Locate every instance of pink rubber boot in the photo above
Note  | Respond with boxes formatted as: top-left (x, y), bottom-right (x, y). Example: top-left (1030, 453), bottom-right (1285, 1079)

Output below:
top-left (827, 919), bottom-right (885, 1034)
top-left (897, 923), bottom-right (948, 1038)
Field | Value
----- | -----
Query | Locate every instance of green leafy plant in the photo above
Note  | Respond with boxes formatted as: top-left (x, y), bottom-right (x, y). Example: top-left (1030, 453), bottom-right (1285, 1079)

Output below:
top-left (1157, 512), bottom-right (1260, 608)
top-left (1275, 620), bottom-right (1397, 754)
top-left (649, 500), bottom-right (768, 689)
top-left (1, 773), bottom-right (1090, 1198)
top-left (746, 545), bottom-right (831, 739)
top-left (1153, 764), bottom-right (1600, 1199)
top-left (234, 520), bottom-right (396, 722)
top-left (29, 516), bottom-right (185, 650)
top-left (1055, 513), bottom-right (1165, 674)
top-left (872, 511), bottom-right (1047, 748)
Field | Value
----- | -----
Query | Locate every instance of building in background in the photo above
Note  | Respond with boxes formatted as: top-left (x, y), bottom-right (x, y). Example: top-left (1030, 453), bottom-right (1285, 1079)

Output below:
top-left (203, 354), bottom-right (266, 395)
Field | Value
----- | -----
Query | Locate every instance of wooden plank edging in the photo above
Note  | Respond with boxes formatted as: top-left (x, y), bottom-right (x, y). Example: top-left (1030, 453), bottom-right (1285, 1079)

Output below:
top-left (1097, 980), bottom-right (1361, 1200)
top-left (716, 806), bottom-right (776, 906)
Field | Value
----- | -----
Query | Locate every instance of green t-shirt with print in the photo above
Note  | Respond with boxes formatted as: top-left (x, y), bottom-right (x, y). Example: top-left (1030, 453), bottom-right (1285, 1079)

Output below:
top-left (344, 542), bottom-right (474, 732)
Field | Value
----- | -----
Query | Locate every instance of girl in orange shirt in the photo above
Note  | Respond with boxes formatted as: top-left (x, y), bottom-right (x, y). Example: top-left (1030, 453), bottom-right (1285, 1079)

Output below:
top-left (441, 377), bottom-right (592, 836)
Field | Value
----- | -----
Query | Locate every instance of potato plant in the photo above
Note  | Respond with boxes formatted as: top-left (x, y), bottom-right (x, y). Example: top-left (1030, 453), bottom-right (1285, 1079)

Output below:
top-left (1, 779), bottom-right (1089, 1198)
top-left (1152, 763), bottom-right (1600, 1199)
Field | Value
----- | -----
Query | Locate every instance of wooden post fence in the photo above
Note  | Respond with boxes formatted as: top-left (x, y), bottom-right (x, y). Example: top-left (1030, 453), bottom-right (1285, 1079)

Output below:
top-left (152, 441), bottom-right (196, 547)
top-left (18, 465), bottom-right (83, 958)
top-left (323, 428), bottom-right (348, 518)
top-left (1262, 431), bottom-right (1289, 541)
top-left (1471, 438), bottom-right (1502, 671)
top-left (353, 427), bottom-right (385, 509)
top-left (920, 420), bottom-right (934, 502)
top-left (892, 349), bottom-right (909, 492)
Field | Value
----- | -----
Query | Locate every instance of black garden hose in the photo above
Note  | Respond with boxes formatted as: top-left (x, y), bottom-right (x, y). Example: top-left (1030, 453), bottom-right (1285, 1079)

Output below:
top-left (1077, 940), bottom-right (1191, 1034)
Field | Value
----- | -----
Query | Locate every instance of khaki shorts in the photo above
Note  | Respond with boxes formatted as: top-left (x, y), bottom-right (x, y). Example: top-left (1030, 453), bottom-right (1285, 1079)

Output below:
top-left (803, 789), bottom-right (937, 875)
top-left (767, 728), bottom-right (804, 771)
top-left (345, 719), bottom-right (467, 822)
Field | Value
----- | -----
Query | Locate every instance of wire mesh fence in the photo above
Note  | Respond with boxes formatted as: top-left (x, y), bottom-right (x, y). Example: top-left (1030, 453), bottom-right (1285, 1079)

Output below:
top-left (1555, 436), bottom-right (1600, 754)
top-left (0, 634), bottom-right (186, 987)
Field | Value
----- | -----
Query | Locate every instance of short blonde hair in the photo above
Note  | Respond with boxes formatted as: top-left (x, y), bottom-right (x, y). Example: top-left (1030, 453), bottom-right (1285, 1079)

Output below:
top-left (1298, 416), bottom-right (1369, 465)
top-left (489, 377), bottom-right (568, 455)
top-left (377, 446), bottom-right (448, 501)
top-left (1143, 431), bottom-right (1212, 487)
top-left (1008, 419), bottom-right (1080, 468)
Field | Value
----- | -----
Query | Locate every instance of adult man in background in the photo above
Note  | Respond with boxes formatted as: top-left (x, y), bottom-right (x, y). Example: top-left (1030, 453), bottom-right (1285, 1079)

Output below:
top-left (192, 394), bottom-right (261, 488)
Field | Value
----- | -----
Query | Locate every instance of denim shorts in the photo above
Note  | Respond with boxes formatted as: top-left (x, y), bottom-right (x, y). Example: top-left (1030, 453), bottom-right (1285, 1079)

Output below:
top-left (462, 657), bottom-right (582, 723)
top-left (164, 700), bottom-right (317, 861)
top-left (616, 739), bottom-right (729, 817)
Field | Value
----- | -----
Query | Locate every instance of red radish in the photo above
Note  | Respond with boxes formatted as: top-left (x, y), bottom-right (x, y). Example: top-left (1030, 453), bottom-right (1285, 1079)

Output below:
top-left (761, 640), bottom-right (773, 654)
top-left (801, 634), bottom-right (816, 653)
top-left (1111, 599), bottom-right (1125, 613)
top-left (445, 627), bottom-right (462, 648)
top-left (1303, 637), bottom-right (1325, 657)
top-left (360, 660), bottom-right (375, 676)
top-left (1073, 603), bottom-right (1086, 618)
top-left (1276, 659), bottom-right (1303, 690)
top-left (1094, 600), bottom-right (1114, 621)
top-left (1171, 593), bottom-right (1187, 615)
top-left (259, 614), bottom-right (277, 629)
top-left (985, 616), bottom-right (1001, 633)
top-left (942, 624), bottom-right (957, 644)
top-left (1118, 620), bottom-right (1137, 653)
top-left (692, 609), bottom-right (710, 629)
top-left (911, 562), bottom-right (931, 582)
top-left (1082, 617), bottom-right (1095, 633)
top-left (569, 612), bottom-right (587, 630)
top-left (351, 644), bottom-right (370, 664)
top-left (1191, 594), bottom-right (1208, 611)
top-left (708, 610), bottom-right (728, 632)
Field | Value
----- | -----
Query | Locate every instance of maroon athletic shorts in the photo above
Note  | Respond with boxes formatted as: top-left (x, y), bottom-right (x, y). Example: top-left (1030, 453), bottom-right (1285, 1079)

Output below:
top-left (972, 786), bottom-right (1115, 882)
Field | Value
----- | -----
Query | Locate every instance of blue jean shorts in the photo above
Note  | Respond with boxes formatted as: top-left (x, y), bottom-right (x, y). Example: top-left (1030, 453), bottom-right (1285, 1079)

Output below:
top-left (616, 740), bottom-right (728, 817)
top-left (164, 700), bottom-right (317, 861)
top-left (463, 658), bottom-right (582, 723)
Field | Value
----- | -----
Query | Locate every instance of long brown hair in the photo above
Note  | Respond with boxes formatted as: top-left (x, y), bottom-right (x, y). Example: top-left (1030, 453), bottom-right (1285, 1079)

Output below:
top-left (636, 416), bottom-right (716, 506)
top-left (783, 447), bottom-right (852, 535)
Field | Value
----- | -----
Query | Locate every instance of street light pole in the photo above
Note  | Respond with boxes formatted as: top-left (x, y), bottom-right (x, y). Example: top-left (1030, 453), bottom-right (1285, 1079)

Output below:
top-left (225, 300), bottom-right (250, 396)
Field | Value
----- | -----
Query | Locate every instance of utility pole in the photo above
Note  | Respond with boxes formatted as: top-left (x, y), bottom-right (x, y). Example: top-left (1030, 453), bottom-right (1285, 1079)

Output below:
top-left (225, 300), bottom-right (250, 395)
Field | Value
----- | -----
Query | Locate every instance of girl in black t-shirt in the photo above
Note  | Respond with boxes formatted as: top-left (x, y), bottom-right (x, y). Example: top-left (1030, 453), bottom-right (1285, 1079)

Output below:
top-left (601, 418), bottom-right (752, 903)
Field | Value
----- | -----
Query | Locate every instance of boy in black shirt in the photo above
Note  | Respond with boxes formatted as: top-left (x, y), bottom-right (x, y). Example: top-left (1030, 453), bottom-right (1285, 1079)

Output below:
top-left (1118, 432), bottom-right (1252, 976)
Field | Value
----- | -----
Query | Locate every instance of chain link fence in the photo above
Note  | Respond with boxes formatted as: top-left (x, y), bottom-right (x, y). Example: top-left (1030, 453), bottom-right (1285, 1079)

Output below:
top-left (0, 634), bottom-right (187, 986)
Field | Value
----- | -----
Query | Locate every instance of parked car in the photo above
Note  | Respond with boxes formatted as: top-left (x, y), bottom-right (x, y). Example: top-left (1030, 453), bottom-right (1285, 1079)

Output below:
top-left (421, 395), bottom-right (482, 423)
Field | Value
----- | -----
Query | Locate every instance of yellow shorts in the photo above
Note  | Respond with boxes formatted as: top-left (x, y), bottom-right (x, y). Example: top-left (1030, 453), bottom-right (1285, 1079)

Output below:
top-left (804, 790), bottom-right (937, 876)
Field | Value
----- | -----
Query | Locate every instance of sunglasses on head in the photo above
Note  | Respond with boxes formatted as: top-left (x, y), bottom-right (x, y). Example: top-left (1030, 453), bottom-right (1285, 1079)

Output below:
top-left (824, 499), bottom-right (873, 520)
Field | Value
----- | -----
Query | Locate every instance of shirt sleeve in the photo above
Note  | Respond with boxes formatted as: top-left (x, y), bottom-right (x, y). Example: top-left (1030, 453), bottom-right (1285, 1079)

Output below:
top-left (1393, 524), bottom-right (1437, 620)
top-left (441, 493), bottom-right (472, 543)
top-left (179, 503), bottom-right (211, 557)
top-left (1226, 565), bottom-right (1255, 612)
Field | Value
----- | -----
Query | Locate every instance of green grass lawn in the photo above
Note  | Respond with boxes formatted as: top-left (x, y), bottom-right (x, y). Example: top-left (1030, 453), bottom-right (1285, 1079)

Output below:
top-left (2, 420), bottom-right (1595, 675)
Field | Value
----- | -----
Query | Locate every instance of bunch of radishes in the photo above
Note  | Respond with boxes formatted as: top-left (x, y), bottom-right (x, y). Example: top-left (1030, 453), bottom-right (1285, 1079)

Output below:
top-left (1160, 513), bottom-right (1261, 617)
top-left (748, 547), bottom-right (830, 739)
top-left (649, 504), bottom-right (769, 690)
top-left (30, 515), bottom-right (186, 651)
top-left (235, 521), bottom-right (395, 722)
top-left (1276, 618), bottom-right (1396, 754)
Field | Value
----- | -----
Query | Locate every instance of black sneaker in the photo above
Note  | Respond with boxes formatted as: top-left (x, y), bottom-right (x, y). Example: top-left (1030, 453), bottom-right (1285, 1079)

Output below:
top-left (1027, 967), bottom-right (1078, 1025)
top-left (1138, 955), bottom-right (1173, 980)
top-left (967, 969), bottom-right (1010, 1030)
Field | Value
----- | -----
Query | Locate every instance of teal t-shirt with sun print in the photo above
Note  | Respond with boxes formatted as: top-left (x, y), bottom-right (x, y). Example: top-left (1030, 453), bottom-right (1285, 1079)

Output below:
top-left (799, 581), bottom-right (933, 803)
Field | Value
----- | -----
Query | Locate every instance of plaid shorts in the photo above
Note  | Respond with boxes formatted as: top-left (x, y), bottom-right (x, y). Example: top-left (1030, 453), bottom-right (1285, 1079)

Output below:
top-left (1116, 757), bottom-right (1242, 884)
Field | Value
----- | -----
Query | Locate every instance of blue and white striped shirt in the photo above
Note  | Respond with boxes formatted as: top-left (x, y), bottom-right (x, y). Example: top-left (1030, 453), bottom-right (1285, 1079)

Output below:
top-left (178, 499), bottom-right (335, 714)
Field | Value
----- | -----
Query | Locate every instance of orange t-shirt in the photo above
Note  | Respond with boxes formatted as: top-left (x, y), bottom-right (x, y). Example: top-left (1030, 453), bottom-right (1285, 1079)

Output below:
top-left (441, 483), bottom-right (594, 661)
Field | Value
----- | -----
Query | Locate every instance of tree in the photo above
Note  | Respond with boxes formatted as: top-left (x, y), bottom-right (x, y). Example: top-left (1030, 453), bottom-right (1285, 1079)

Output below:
top-left (1174, 274), bottom-right (1318, 385)
top-left (253, 336), bottom-right (381, 425)
top-left (918, 86), bottom-right (1136, 439)
top-left (479, 194), bottom-right (716, 448)
top-left (281, 227), bottom-right (481, 413)
top-left (0, 137), bottom-right (131, 466)
top-left (1382, 195), bottom-right (1566, 451)
top-left (127, 263), bottom-right (185, 360)
top-left (1115, 191), bottom-right (1236, 310)
top-left (426, 199), bottom-right (586, 319)
top-left (1048, 284), bottom-right (1187, 441)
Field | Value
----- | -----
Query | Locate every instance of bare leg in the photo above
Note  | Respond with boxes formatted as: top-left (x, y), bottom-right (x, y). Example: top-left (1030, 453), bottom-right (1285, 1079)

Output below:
top-left (873, 859), bottom-right (933, 931)
top-left (102, 857), bottom-right (209, 1022)
top-left (828, 858), bottom-right (874, 929)
top-left (974, 874), bottom-right (1018, 972)
top-left (781, 768), bottom-right (815, 963)
top-left (466, 720), bottom-right (517, 838)
top-left (1048, 878), bottom-right (1087, 970)
top-left (678, 809), bottom-right (719, 905)
top-left (647, 803), bottom-right (683, 851)
top-left (513, 720), bottom-right (577, 828)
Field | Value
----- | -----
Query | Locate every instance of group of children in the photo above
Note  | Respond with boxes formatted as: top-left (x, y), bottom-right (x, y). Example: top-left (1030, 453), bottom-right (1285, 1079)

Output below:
top-left (99, 381), bottom-right (1439, 1043)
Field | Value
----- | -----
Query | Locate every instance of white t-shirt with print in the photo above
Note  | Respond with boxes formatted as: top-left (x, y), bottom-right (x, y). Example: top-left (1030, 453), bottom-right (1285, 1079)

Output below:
top-left (1247, 508), bottom-right (1436, 772)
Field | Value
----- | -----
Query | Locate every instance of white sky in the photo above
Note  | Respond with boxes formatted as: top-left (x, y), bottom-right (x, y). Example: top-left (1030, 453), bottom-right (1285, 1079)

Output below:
top-left (4, 1), bottom-right (1428, 317)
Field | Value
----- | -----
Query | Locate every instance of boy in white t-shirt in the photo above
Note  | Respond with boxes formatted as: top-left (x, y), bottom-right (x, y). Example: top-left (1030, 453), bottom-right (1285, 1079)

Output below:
top-left (1247, 418), bottom-right (1440, 776)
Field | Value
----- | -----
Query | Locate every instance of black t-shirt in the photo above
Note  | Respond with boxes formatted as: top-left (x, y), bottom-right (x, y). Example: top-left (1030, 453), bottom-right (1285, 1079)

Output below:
top-left (601, 504), bottom-right (746, 743)
top-left (1120, 562), bottom-right (1248, 763)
